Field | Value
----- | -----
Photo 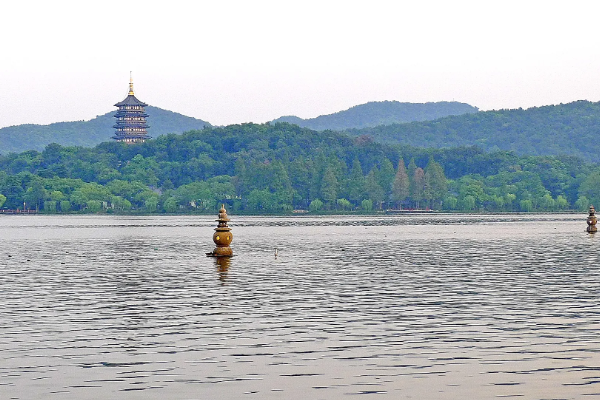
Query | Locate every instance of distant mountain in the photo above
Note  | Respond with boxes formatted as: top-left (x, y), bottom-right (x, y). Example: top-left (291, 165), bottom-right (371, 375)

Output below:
top-left (345, 100), bottom-right (600, 162)
top-left (271, 101), bottom-right (478, 131)
top-left (0, 106), bottom-right (210, 154)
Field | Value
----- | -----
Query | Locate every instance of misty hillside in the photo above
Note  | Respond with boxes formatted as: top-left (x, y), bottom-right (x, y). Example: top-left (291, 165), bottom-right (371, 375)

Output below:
top-left (0, 106), bottom-right (211, 154)
top-left (345, 100), bottom-right (600, 162)
top-left (271, 101), bottom-right (479, 131)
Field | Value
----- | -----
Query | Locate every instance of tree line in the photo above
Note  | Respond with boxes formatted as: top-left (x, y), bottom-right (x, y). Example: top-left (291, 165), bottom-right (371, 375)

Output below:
top-left (0, 123), bottom-right (598, 214)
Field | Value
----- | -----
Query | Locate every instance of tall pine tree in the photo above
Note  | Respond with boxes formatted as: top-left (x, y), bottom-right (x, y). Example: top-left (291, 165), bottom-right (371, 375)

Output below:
top-left (424, 156), bottom-right (447, 209)
top-left (391, 158), bottom-right (410, 209)
top-left (347, 158), bottom-right (365, 204)
top-left (412, 167), bottom-right (425, 209)
top-left (321, 167), bottom-right (338, 208)
top-left (377, 158), bottom-right (396, 205)
top-left (365, 168), bottom-right (385, 209)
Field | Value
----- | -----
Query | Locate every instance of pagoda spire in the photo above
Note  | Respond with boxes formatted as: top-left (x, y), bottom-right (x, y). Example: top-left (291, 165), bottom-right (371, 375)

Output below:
top-left (128, 71), bottom-right (135, 95)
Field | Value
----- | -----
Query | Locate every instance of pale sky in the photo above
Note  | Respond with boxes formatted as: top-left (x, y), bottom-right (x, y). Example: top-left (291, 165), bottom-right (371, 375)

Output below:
top-left (1, 0), bottom-right (600, 128)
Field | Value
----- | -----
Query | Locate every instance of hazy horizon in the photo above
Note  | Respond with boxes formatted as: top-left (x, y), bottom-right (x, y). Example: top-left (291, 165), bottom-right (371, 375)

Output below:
top-left (2, 1), bottom-right (600, 129)
top-left (0, 98), bottom-right (581, 129)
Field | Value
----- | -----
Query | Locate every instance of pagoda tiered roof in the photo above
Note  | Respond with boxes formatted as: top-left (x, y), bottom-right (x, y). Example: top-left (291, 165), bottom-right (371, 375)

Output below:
top-left (114, 94), bottom-right (148, 107)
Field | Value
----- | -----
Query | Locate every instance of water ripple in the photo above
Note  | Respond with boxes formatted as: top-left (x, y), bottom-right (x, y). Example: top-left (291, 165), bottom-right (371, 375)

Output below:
top-left (0, 214), bottom-right (598, 399)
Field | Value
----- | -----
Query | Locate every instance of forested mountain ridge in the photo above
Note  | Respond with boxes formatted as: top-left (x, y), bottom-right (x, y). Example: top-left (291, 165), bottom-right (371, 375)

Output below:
top-left (1, 122), bottom-right (600, 215)
top-left (346, 100), bottom-right (600, 162)
top-left (6, 99), bottom-right (600, 164)
top-left (1, 101), bottom-right (475, 155)
top-left (0, 106), bottom-right (210, 154)
top-left (271, 101), bottom-right (478, 131)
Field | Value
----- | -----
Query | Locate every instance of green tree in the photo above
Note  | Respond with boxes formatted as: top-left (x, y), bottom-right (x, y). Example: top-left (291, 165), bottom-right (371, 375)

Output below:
top-left (309, 198), bottom-right (323, 212)
top-left (391, 158), bottom-right (410, 208)
top-left (575, 196), bottom-right (590, 211)
top-left (336, 198), bottom-right (352, 211)
top-left (70, 190), bottom-right (87, 210)
top-left (111, 196), bottom-right (132, 211)
top-left (504, 193), bottom-right (517, 210)
top-left (163, 197), bottom-right (179, 213)
top-left (459, 195), bottom-right (476, 211)
top-left (0, 194), bottom-right (6, 208)
top-left (520, 199), bottom-right (533, 212)
top-left (365, 169), bottom-right (385, 209)
top-left (320, 167), bottom-right (338, 208)
top-left (1, 175), bottom-right (25, 209)
top-left (59, 200), bottom-right (71, 212)
top-left (69, 182), bottom-right (110, 210)
top-left (288, 156), bottom-right (311, 206)
top-left (424, 156), bottom-right (448, 209)
top-left (490, 195), bottom-right (505, 210)
top-left (308, 154), bottom-right (325, 202)
top-left (347, 158), bottom-right (365, 204)
top-left (377, 158), bottom-right (396, 204)
top-left (121, 154), bottom-right (160, 186)
top-left (247, 189), bottom-right (279, 212)
top-left (443, 195), bottom-right (458, 210)
top-left (145, 197), bottom-right (159, 212)
top-left (407, 158), bottom-right (417, 199)
top-left (578, 171), bottom-right (600, 207)
top-left (175, 181), bottom-right (214, 210)
top-left (456, 176), bottom-right (485, 210)
top-left (23, 181), bottom-right (47, 210)
top-left (539, 193), bottom-right (555, 211)
top-left (411, 167), bottom-right (425, 208)
top-left (233, 158), bottom-right (248, 196)
top-left (270, 161), bottom-right (293, 193)
top-left (556, 195), bottom-right (568, 210)
top-left (97, 168), bottom-right (121, 183)
top-left (162, 179), bottom-right (175, 191)
top-left (44, 200), bottom-right (57, 213)
top-left (50, 190), bottom-right (65, 202)
top-left (86, 200), bottom-right (103, 213)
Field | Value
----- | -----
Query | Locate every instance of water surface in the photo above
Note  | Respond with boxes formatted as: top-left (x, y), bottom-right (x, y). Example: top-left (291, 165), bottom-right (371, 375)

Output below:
top-left (1, 214), bottom-right (599, 399)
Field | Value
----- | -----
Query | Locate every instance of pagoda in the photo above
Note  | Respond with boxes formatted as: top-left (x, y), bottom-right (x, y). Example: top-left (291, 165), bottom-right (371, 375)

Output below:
top-left (112, 73), bottom-right (150, 143)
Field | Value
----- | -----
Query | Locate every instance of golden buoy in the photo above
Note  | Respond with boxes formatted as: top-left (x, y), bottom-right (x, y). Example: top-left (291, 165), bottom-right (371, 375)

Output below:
top-left (587, 205), bottom-right (597, 233)
top-left (207, 204), bottom-right (233, 257)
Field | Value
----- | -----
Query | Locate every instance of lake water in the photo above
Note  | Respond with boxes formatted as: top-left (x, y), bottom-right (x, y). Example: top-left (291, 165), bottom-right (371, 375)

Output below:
top-left (1, 214), bottom-right (599, 399)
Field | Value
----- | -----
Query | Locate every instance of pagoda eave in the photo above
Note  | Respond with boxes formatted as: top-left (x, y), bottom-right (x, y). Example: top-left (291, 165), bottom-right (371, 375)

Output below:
top-left (112, 135), bottom-right (152, 140)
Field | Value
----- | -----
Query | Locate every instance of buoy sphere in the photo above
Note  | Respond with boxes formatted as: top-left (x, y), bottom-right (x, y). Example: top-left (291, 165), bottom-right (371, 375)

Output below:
top-left (213, 231), bottom-right (233, 246)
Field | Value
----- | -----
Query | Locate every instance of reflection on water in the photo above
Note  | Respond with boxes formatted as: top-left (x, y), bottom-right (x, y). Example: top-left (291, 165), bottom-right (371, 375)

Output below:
top-left (215, 256), bottom-right (231, 284)
top-left (1, 214), bottom-right (600, 399)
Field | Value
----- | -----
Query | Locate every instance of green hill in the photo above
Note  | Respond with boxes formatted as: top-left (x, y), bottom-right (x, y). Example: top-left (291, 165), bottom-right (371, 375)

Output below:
top-left (0, 122), bottom-right (595, 214)
top-left (0, 106), bottom-right (210, 155)
top-left (346, 100), bottom-right (600, 162)
top-left (271, 101), bottom-right (478, 130)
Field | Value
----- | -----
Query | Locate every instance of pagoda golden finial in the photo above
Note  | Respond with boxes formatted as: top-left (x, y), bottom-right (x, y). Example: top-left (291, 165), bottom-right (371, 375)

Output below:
top-left (128, 71), bottom-right (135, 96)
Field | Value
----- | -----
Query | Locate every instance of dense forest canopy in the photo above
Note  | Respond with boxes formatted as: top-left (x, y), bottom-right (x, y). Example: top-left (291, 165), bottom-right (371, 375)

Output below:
top-left (0, 106), bottom-right (210, 154)
top-left (271, 101), bottom-right (478, 131)
top-left (346, 100), bottom-right (600, 162)
top-left (0, 123), bottom-right (599, 214)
